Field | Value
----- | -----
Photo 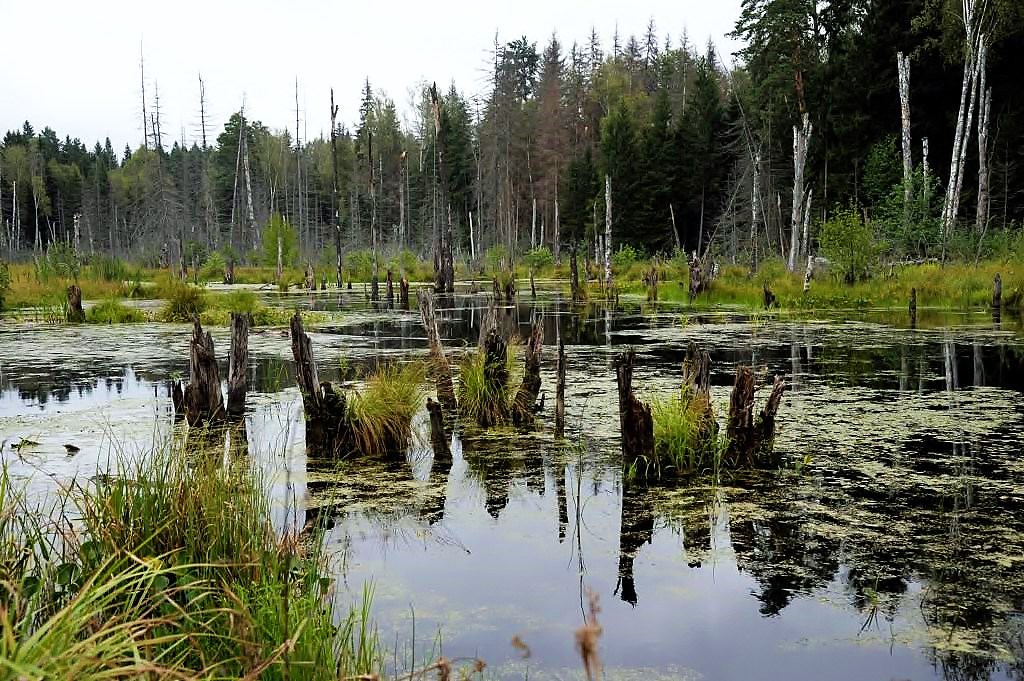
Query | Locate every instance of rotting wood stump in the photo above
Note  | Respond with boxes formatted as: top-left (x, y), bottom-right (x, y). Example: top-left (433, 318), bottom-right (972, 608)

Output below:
top-left (386, 269), bottom-right (394, 303)
top-left (289, 311), bottom-right (353, 456)
top-left (689, 257), bottom-right (707, 300)
top-left (762, 282), bottom-right (777, 309)
top-left (724, 366), bottom-right (786, 467)
top-left (993, 273), bottom-right (1002, 309)
top-left (416, 289), bottom-right (457, 414)
top-left (615, 350), bottom-right (654, 471)
top-left (909, 287), bottom-right (917, 327)
top-left (512, 319), bottom-right (544, 427)
top-left (182, 317), bottom-right (225, 427)
top-left (492, 276), bottom-right (502, 302)
top-left (399, 276), bottom-right (410, 309)
top-left (504, 277), bottom-right (516, 302)
top-left (66, 285), bottom-right (85, 323)
top-left (226, 312), bottom-right (249, 418)
top-left (530, 269), bottom-right (537, 298)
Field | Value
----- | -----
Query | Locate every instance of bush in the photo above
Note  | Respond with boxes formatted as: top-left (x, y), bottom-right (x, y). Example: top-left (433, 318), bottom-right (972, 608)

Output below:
top-left (158, 281), bottom-right (207, 322)
top-left (260, 213), bottom-right (298, 268)
top-left (199, 250), bottom-right (227, 282)
top-left (818, 209), bottom-right (879, 284)
top-left (650, 392), bottom-right (720, 476)
top-left (611, 244), bottom-right (641, 269)
top-left (344, 249), bottom-right (375, 281)
top-left (484, 244), bottom-right (509, 272)
top-left (88, 254), bottom-right (128, 282)
top-left (524, 246), bottom-right (554, 271)
top-left (86, 298), bottom-right (146, 324)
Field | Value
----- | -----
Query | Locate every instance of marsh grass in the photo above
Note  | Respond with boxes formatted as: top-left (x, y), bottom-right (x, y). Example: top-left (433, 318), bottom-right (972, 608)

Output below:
top-left (199, 289), bottom-right (294, 327)
top-left (86, 298), bottom-right (147, 324)
top-left (649, 391), bottom-right (722, 477)
top-left (1, 262), bottom-right (155, 309)
top-left (457, 339), bottom-right (521, 427)
top-left (0, 441), bottom-right (383, 680)
top-left (346, 362), bottom-right (427, 454)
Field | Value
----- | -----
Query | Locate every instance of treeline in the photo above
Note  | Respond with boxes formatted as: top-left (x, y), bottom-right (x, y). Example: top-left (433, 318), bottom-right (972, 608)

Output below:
top-left (1, 0), bottom-right (1022, 271)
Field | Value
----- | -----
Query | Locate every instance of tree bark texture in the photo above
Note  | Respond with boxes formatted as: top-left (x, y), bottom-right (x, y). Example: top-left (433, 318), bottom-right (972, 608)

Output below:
top-left (512, 319), bottom-right (544, 427)
top-left (226, 312), bottom-right (249, 417)
top-left (615, 350), bottom-right (654, 471)
top-left (416, 289), bottom-right (457, 413)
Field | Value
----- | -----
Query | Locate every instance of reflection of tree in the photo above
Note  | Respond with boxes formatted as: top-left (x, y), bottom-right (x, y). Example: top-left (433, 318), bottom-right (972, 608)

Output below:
top-left (615, 481), bottom-right (655, 607)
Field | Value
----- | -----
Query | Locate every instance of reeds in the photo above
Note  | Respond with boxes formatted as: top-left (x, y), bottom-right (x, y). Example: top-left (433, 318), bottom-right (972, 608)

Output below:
top-left (86, 298), bottom-right (146, 324)
top-left (650, 391), bottom-right (722, 477)
top-left (456, 339), bottom-right (520, 427)
top-left (346, 362), bottom-right (427, 455)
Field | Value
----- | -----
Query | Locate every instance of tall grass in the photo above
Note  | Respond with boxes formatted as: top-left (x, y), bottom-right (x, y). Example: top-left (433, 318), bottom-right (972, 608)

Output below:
top-left (346, 362), bottom-right (427, 454)
top-left (649, 392), bottom-right (722, 478)
top-left (457, 339), bottom-right (520, 426)
top-left (0, 441), bottom-right (383, 680)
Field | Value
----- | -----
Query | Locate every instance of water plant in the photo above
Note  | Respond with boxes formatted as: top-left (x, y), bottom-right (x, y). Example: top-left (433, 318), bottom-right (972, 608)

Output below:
top-left (346, 362), bottom-right (427, 455)
top-left (457, 338), bottom-right (520, 427)
top-left (650, 391), bottom-right (722, 476)
top-left (86, 298), bottom-right (146, 324)
top-left (157, 279), bottom-right (207, 321)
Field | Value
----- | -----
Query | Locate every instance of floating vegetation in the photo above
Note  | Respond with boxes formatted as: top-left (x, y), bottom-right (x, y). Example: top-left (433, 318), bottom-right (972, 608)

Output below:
top-left (86, 298), bottom-right (146, 324)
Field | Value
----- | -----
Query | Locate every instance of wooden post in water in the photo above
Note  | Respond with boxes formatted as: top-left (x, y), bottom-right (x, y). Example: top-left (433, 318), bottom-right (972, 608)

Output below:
top-left (993, 273), bottom-right (1002, 309)
top-left (66, 285), bottom-right (85, 323)
top-left (555, 337), bottom-right (566, 439)
top-left (183, 317), bottom-right (225, 427)
top-left (226, 312), bottom-right (249, 418)
top-left (416, 289), bottom-right (457, 414)
top-left (512, 319), bottom-right (544, 427)
top-left (614, 350), bottom-right (654, 471)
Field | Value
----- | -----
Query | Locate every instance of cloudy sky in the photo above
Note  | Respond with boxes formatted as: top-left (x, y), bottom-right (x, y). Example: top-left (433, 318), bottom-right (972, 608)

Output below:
top-left (1, 0), bottom-right (743, 152)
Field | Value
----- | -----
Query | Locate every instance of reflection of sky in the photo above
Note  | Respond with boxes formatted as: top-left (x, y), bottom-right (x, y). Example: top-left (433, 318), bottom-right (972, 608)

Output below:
top-left (2, 301), bottom-right (1024, 680)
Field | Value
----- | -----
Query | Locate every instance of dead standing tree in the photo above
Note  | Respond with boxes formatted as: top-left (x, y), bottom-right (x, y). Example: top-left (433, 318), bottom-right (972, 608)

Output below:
top-left (181, 318), bottom-right (225, 427)
top-left (430, 83), bottom-right (455, 294)
top-left (615, 350), bottom-right (654, 472)
top-left (511, 319), bottom-right (544, 426)
top-left (787, 113), bottom-right (812, 273)
top-left (897, 52), bottom-right (913, 231)
top-left (289, 311), bottom-right (352, 455)
top-left (226, 313), bottom-right (249, 417)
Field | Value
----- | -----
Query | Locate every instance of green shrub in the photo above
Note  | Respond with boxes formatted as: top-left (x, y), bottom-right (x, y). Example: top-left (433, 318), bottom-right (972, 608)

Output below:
top-left (88, 254), bottom-right (128, 282)
top-left (611, 244), bottom-right (641, 269)
top-left (650, 392), bottom-right (720, 476)
top-left (344, 249), bottom-right (375, 281)
top-left (86, 299), bottom-right (146, 324)
top-left (158, 281), bottom-right (207, 322)
top-left (524, 246), bottom-right (554, 271)
top-left (484, 244), bottom-right (509, 272)
top-left (818, 209), bottom-right (879, 284)
top-left (199, 250), bottom-right (227, 281)
top-left (0, 261), bottom-right (9, 310)
top-left (346, 362), bottom-right (426, 454)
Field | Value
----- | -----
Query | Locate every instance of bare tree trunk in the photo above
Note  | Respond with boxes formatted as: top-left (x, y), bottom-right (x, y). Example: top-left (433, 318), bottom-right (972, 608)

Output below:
top-left (897, 52), bottom-right (913, 231)
top-left (429, 83), bottom-right (455, 293)
top-left (922, 137), bottom-right (930, 207)
top-left (554, 183), bottom-right (561, 264)
top-left (801, 188), bottom-right (813, 264)
top-left (615, 350), bottom-right (654, 472)
top-left (417, 289), bottom-right (457, 413)
top-left (511, 319), bottom-right (544, 427)
top-left (330, 90), bottom-right (343, 288)
top-left (942, 33), bottom-right (985, 245)
top-left (604, 174), bottom-right (612, 295)
top-left (976, 56), bottom-right (992, 235)
top-left (788, 113), bottom-right (812, 272)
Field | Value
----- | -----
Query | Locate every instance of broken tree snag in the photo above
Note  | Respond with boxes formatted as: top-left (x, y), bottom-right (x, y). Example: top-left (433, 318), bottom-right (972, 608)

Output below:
top-left (224, 258), bottom-right (235, 285)
top-left (570, 246), bottom-right (582, 302)
top-left (909, 287), bottom-right (917, 327)
top-left (305, 263), bottom-right (316, 290)
top-left (183, 317), bottom-right (225, 427)
top-left (416, 289), bottom-right (457, 413)
top-left (426, 397), bottom-right (450, 459)
top-left (226, 312), bottom-right (249, 418)
top-left (512, 319), bottom-right (545, 427)
top-left (724, 366), bottom-right (786, 467)
top-left (171, 381), bottom-right (185, 421)
top-left (993, 273), bottom-right (1002, 309)
top-left (681, 341), bottom-right (711, 398)
top-left (644, 264), bottom-right (659, 302)
top-left (689, 256), bottom-right (707, 301)
top-left (321, 275), bottom-right (327, 291)
top-left (614, 350), bottom-right (654, 471)
top-left (763, 282), bottom-right (777, 309)
top-left (66, 285), bottom-right (85, 323)
top-left (289, 311), bottom-right (351, 455)
top-left (492, 275), bottom-right (502, 302)
top-left (505, 277), bottom-right (516, 303)
top-left (555, 337), bottom-right (566, 439)
top-left (386, 269), bottom-right (394, 304)
top-left (530, 269), bottom-right (537, 298)
top-left (399, 276), bottom-right (410, 309)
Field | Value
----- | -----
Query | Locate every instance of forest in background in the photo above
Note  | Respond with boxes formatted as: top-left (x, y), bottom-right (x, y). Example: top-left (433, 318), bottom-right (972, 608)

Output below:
top-left (1, 0), bottom-right (1022, 279)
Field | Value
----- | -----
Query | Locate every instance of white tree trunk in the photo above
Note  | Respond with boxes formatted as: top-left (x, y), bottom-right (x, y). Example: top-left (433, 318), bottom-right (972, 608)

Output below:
top-left (801, 187), bottom-right (813, 263)
top-left (942, 33), bottom-right (985, 241)
top-left (554, 182), bottom-right (560, 264)
top-left (531, 197), bottom-right (537, 249)
top-left (468, 210), bottom-right (475, 261)
top-left (897, 52), bottom-right (913, 225)
top-left (604, 174), bottom-right (612, 293)
top-left (788, 113), bottom-right (812, 273)
top-left (975, 52), bottom-right (991, 234)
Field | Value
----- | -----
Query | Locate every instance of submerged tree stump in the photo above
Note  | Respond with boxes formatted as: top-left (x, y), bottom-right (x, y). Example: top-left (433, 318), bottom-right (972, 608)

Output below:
top-left (183, 317), bottom-right (225, 427)
top-left (426, 397), bottom-right (450, 458)
top-left (399, 276), bottom-right (410, 309)
top-left (504, 277), bottom-right (516, 302)
top-left (417, 289), bottom-right (457, 414)
top-left (615, 350), bottom-right (654, 471)
top-left (555, 337), bottom-right (566, 438)
top-left (681, 341), bottom-right (711, 397)
top-left (226, 312), bottom-right (249, 418)
top-left (724, 366), bottom-right (786, 467)
top-left (512, 319), bottom-right (544, 427)
top-left (66, 285), bottom-right (85, 323)
top-left (223, 258), bottom-right (235, 285)
top-left (492, 275), bottom-right (502, 302)
top-left (289, 311), bottom-right (352, 455)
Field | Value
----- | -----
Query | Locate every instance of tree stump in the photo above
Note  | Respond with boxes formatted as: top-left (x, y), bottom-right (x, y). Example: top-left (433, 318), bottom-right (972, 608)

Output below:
top-left (492, 275), bottom-right (502, 302)
top-left (555, 338), bottom-right (566, 438)
top-left (321, 275), bottom-right (327, 291)
top-left (681, 341), bottom-right (711, 397)
top-left (305, 264), bottom-right (316, 290)
top-left (570, 247), bottom-right (582, 303)
top-left (66, 285), bottom-right (85, 323)
top-left (530, 269), bottom-right (537, 298)
top-left (512, 319), bottom-right (544, 427)
top-left (993, 273), bottom-right (1002, 309)
top-left (615, 350), bottom-right (654, 472)
top-left (289, 311), bottom-right (352, 455)
top-left (416, 289), bottom-right (457, 414)
top-left (183, 317), bottom-right (225, 427)
top-left (689, 257), bottom-right (706, 300)
top-left (644, 265), bottom-right (659, 302)
top-left (505, 277), bottom-right (516, 302)
top-left (223, 258), bottom-right (234, 285)
top-left (386, 269), bottom-right (394, 304)
top-left (724, 366), bottom-right (786, 467)
top-left (226, 312), bottom-right (249, 418)
top-left (399, 276), bottom-right (410, 309)
top-left (426, 397), bottom-right (450, 459)
top-left (762, 282), bottom-right (777, 309)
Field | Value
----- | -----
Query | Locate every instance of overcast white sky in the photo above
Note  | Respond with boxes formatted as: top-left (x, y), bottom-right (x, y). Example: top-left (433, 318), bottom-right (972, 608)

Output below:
top-left (1, 0), bottom-right (742, 152)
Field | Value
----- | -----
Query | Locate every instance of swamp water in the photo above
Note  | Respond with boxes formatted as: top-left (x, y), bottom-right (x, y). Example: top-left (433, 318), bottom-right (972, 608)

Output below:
top-left (2, 290), bottom-right (1023, 680)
